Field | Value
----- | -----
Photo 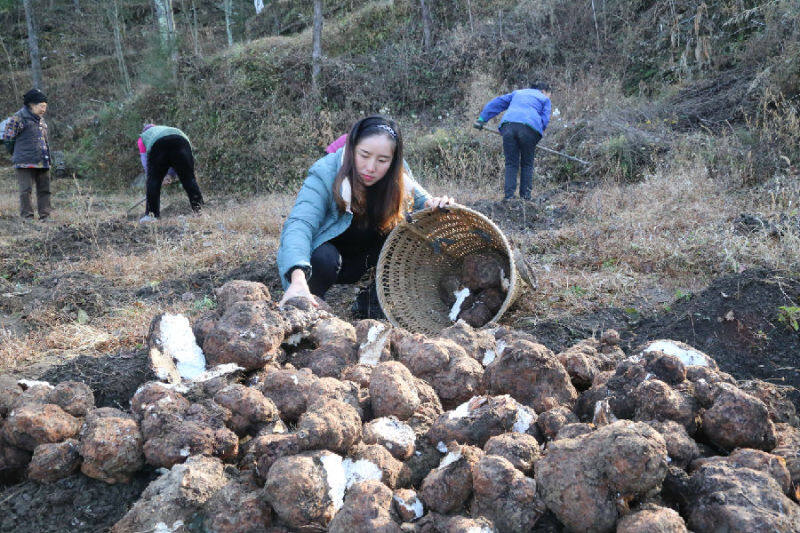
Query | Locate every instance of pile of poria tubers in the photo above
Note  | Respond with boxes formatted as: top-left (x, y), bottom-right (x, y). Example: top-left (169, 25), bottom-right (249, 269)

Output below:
top-left (0, 279), bottom-right (798, 533)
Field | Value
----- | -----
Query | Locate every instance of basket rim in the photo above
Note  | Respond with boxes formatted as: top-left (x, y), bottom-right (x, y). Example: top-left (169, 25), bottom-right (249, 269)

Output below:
top-left (376, 203), bottom-right (517, 334)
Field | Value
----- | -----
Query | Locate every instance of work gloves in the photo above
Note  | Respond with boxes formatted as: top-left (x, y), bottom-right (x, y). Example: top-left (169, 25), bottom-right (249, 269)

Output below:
top-left (472, 118), bottom-right (485, 130)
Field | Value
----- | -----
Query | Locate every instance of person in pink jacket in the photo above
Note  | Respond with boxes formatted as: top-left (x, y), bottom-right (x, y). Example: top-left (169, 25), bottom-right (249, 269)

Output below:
top-left (325, 133), bottom-right (348, 154)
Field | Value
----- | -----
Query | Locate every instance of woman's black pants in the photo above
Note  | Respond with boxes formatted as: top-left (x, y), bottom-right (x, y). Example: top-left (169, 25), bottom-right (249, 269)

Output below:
top-left (308, 240), bottom-right (385, 298)
top-left (145, 135), bottom-right (204, 218)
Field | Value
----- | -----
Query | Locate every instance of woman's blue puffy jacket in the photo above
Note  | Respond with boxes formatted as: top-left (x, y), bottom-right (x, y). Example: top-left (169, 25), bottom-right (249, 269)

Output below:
top-left (478, 88), bottom-right (552, 135)
top-left (276, 148), bottom-right (430, 289)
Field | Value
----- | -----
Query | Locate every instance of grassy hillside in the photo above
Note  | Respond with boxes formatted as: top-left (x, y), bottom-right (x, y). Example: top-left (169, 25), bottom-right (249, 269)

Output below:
top-left (0, 0), bottom-right (797, 192)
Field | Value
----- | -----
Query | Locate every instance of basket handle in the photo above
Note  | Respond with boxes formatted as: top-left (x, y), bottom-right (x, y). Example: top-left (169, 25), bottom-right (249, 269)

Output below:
top-left (399, 211), bottom-right (459, 257)
top-left (400, 212), bottom-right (431, 241)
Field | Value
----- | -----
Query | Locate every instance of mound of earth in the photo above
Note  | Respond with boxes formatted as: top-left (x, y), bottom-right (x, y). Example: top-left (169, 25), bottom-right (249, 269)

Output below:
top-left (39, 350), bottom-right (151, 410)
top-left (0, 472), bottom-right (155, 533)
top-left (631, 268), bottom-right (800, 408)
top-left (514, 269), bottom-right (800, 410)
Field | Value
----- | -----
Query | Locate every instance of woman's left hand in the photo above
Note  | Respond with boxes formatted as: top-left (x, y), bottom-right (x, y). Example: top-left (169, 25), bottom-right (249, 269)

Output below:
top-left (425, 196), bottom-right (455, 209)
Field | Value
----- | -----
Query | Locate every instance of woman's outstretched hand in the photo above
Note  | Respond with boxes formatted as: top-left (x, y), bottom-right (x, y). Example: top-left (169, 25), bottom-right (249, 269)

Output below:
top-left (278, 269), bottom-right (318, 308)
top-left (425, 196), bottom-right (455, 209)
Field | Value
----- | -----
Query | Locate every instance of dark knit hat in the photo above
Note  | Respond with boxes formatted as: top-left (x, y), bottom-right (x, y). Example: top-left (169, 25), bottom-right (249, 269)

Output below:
top-left (23, 88), bottom-right (47, 105)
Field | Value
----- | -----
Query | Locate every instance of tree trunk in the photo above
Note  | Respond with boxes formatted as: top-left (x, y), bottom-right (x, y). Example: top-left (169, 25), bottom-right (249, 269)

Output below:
top-left (0, 34), bottom-right (18, 96)
top-left (108, 0), bottom-right (132, 95)
top-left (191, 0), bottom-right (202, 56)
top-left (465, 0), bottom-right (473, 33)
top-left (181, 0), bottom-right (202, 57)
top-left (224, 0), bottom-right (233, 47)
top-left (311, 0), bottom-right (323, 97)
top-left (22, 0), bottom-right (43, 89)
top-left (74, 0), bottom-right (81, 13)
top-left (153, 0), bottom-right (178, 81)
top-left (590, 0), bottom-right (601, 52)
top-left (419, 0), bottom-right (432, 50)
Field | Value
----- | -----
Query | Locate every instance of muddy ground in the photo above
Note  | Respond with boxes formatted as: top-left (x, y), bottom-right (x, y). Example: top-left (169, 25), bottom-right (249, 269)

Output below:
top-left (1, 194), bottom-right (798, 532)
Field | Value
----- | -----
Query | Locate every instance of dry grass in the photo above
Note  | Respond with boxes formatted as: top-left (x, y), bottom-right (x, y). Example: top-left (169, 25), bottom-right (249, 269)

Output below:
top-left (509, 157), bottom-right (800, 320)
top-left (0, 180), bottom-right (295, 373)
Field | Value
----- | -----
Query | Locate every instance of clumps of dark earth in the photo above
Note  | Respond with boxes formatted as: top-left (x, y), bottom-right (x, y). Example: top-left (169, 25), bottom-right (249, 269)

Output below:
top-left (1, 278), bottom-right (798, 532)
top-left (439, 252), bottom-right (510, 328)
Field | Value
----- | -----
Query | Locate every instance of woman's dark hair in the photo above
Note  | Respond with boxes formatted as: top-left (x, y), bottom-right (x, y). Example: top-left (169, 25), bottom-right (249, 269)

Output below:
top-left (530, 81), bottom-right (551, 92)
top-left (333, 115), bottom-right (407, 234)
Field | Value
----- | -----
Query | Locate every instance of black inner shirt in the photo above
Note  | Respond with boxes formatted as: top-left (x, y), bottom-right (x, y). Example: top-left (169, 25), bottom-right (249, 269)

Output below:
top-left (330, 187), bottom-right (387, 256)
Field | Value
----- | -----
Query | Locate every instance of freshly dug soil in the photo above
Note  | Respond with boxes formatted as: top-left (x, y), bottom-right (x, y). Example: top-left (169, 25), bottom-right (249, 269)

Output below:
top-left (38, 349), bottom-right (151, 410)
top-left (631, 268), bottom-right (800, 407)
top-left (517, 268), bottom-right (800, 410)
top-left (0, 471), bottom-right (156, 533)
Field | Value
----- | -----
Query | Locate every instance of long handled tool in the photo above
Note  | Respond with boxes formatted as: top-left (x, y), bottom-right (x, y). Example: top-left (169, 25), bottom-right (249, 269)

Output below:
top-left (126, 196), bottom-right (146, 213)
top-left (482, 128), bottom-right (591, 166)
top-left (125, 174), bottom-right (179, 214)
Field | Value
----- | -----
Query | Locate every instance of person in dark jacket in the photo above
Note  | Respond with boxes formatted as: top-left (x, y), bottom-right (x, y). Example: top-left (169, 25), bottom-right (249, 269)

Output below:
top-left (474, 82), bottom-right (552, 200)
top-left (2, 88), bottom-right (52, 220)
top-left (277, 115), bottom-right (453, 318)
top-left (138, 124), bottom-right (204, 222)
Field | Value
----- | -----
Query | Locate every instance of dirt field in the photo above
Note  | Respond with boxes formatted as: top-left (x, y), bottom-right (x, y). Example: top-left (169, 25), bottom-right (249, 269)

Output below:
top-left (1, 170), bottom-right (799, 531)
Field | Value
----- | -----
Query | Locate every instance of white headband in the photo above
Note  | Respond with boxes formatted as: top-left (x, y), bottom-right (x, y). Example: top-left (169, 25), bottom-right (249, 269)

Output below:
top-left (375, 124), bottom-right (397, 138)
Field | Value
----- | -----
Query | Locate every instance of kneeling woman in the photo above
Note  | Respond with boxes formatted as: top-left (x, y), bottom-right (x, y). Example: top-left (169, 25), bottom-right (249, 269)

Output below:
top-left (277, 115), bottom-right (453, 317)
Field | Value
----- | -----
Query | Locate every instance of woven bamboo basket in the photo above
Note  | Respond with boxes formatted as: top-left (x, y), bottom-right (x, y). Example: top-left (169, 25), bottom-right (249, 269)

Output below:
top-left (376, 204), bottom-right (519, 335)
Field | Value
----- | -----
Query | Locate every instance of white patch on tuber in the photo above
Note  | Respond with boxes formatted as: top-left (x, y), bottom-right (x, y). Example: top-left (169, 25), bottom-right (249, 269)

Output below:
top-left (496, 339), bottom-right (507, 355)
top-left (372, 417), bottom-right (416, 447)
top-left (291, 375), bottom-right (299, 385)
top-left (343, 458), bottom-right (383, 488)
top-left (449, 287), bottom-right (471, 321)
top-left (393, 494), bottom-right (424, 520)
top-left (17, 379), bottom-right (53, 390)
top-left (482, 339), bottom-right (507, 366)
top-left (436, 441), bottom-right (448, 453)
top-left (164, 382), bottom-right (189, 394)
top-left (438, 450), bottom-right (463, 470)
top-left (179, 447), bottom-right (190, 457)
top-left (593, 399), bottom-right (618, 425)
top-left (449, 397), bottom-right (479, 420)
top-left (513, 405), bottom-right (534, 433)
top-left (321, 454), bottom-right (383, 512)
top-left (643, 340), bottom-right (710, 367)
top-left (466, 527), bottom-right (494, 533)
top-left (500, 268), bottom-right (510, 291)
top-left (359, 323), bottom-right (390, 366)
top-left (285, 332), bottom-right (305, 346)
top-left (320, 454), bottom-right (347, 511)
top-left (153, 521), bottom-right (185, 533)
top-left (159, 313), bottom-right (206, 380)
top-left (189, 363), bottom-right (243, 383)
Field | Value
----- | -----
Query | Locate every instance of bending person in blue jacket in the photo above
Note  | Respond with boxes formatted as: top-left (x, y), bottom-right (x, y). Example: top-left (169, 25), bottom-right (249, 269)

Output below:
top-left (474, 82), bottom-right (552, 200)
top-left (277, 115), bottom-right (453, 318)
